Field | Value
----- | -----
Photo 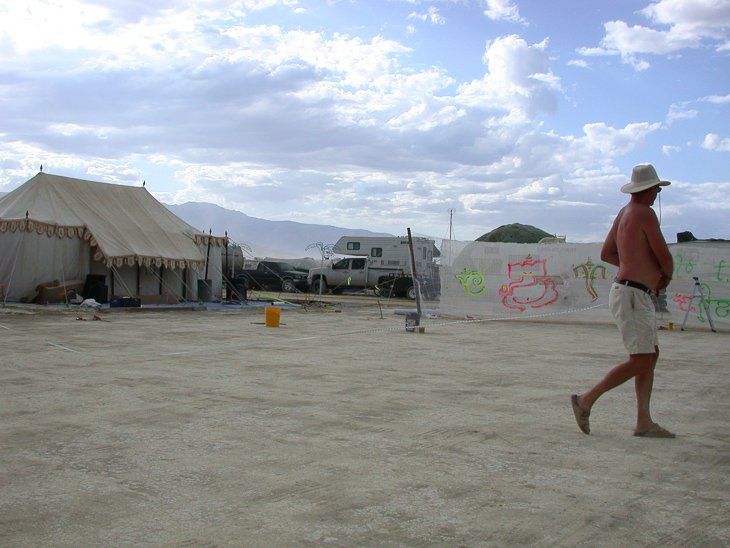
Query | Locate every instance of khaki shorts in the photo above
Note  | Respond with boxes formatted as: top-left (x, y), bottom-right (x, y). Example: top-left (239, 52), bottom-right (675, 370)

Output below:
top-left (609, 282), bottom-right (658, 355)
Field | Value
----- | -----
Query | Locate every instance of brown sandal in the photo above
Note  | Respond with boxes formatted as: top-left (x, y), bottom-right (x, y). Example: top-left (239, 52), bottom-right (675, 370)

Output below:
top-left (571, 394), bottom-right (590, 434)
top-left (633, 424), bottom-right (676, 438)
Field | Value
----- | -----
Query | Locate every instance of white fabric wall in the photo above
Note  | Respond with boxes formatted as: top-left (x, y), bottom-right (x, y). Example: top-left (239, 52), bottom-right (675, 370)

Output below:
top-left (186, 243), bottom-right (223, 300)
top-left (1, 234), bottom-right (223, 303)
top-left (0, 231), bottom-right (90, 301)
top-left (440, 240), bottom-right (730, 328)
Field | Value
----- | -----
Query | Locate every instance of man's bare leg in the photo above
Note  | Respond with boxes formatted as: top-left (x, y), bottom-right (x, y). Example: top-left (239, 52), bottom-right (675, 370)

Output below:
top-left (634, 346), bottom-right (658, 432)
top-left (576, 352), bottom-right (657, 414)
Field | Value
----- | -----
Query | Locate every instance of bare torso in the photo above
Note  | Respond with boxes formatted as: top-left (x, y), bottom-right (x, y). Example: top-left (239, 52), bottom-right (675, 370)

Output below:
top-left (601, 194), bottom-right (673, 292)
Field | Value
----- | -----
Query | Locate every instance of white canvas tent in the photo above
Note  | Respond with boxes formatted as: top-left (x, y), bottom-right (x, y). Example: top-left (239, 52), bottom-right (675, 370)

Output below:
top-left (0, 172), bottom-right (225, 304)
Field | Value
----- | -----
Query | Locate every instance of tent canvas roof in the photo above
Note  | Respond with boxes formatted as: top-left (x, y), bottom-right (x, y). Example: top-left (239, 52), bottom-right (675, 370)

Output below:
top-left (0, 173), bottom-right (223, 268)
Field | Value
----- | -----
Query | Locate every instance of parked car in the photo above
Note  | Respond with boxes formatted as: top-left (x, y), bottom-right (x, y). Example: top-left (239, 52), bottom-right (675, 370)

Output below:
top-left (235, 261), bottom-right (309, 293)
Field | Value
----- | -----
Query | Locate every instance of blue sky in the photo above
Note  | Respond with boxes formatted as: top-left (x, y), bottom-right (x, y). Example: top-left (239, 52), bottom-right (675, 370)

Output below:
top-left (1, 0), bottom-right (728, 245)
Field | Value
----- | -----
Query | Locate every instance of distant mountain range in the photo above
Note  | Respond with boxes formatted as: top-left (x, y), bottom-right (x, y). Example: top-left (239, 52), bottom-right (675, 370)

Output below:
top-left (166, 202), bottom-right (393, 258)
top-left (0, 188), bottom-right (393, 258)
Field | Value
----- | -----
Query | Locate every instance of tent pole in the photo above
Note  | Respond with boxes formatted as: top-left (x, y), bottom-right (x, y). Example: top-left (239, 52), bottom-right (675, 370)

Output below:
top-left (407, 227), bottom-right (422, 318)
top-left (224, 231), bottom-right (229, 301)
top-left (183, 267), bottom-right (188, 301)
top-left (110, 255), bottom-right (115, 297)
top-left (204, 229), bottom-right (212, 280)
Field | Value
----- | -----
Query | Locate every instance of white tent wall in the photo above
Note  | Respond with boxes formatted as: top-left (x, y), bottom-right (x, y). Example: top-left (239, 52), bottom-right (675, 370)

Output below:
top-left (108, 265), bottom-right (136, 299)
top-left (189, 242), bottom-right (223, 299)
top-left (111, 264), bottom-right (181, 301)
top-left (106, 241), bottom-right (223, 301)
top-left (0, 229), bottom-right (90, 301)
top-left (0, 230), bottom-right (224, 304)
top-left (439, 240), bottom-right (730, 328)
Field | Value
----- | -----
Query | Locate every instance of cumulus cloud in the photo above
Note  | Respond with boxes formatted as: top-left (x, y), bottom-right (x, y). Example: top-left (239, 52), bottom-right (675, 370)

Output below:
top-left (580, 0), bottom-right (730, 69)
top-left (580, 122), bottom-right (662, 157)
top-left (458, 36), bottom-right (561, 120)
top-left (702, 133), bottom-right (730, 151)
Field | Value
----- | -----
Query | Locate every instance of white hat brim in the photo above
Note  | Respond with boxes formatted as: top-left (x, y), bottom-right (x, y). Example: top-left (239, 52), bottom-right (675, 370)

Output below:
top-left (621, 179), bottom-right (671, 194)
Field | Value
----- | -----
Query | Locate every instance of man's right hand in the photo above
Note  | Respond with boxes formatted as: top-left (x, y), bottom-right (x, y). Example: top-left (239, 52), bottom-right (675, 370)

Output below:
top-left (657, 273), bottom-right (672, 291)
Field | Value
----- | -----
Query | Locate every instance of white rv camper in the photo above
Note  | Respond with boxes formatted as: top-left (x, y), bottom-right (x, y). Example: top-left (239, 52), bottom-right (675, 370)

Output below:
top-left (307, 236), bottom-right (440, 299)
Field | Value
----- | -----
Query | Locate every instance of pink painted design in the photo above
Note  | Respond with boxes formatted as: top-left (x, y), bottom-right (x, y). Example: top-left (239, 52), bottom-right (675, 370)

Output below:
top-left (499, 255), bottom-right (559, 312)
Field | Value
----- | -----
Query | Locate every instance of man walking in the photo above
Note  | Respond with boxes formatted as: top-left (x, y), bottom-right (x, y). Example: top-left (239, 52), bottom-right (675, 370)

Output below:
top-left (571, 164), bottom-right (675, 438)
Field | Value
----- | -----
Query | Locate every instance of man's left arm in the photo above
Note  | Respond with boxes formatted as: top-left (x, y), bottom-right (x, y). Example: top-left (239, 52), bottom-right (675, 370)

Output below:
top-left (645, 212), bottom-right (674, 289)
top-left (600, 221), bottom-right (620, 268)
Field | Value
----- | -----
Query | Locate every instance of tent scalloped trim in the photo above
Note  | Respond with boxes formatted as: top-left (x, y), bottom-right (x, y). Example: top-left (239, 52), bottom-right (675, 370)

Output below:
top-left (0, 220), bottom-right (83, 238)
top-left (0, 220), bottom-right (226, 249)
top-left (91, 250), bottom-right (204, 270)
top-left (4, 219), bottom-right (206, 270)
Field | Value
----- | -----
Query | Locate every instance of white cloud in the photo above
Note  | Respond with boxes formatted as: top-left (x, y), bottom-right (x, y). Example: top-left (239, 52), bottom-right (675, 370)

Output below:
top-left (702, 133), bottom-right (730, 151)
top-left (482, 0), bottom-right (522, 23)
top-left (458, 36), bottom-right (561, 119)
top-left (601, 20), bottom-right (701, 56)
top-left (582, 0), bottom-right (730, 69)
top-left (407, 7), bottom-right (446, 25)
top-left (667, 102), bottom-right (699, 123)
top-left (513, 178), bottom-right (562, 199)
top-left (580, 122), bottom-right (662, 156)
top-left (0, 0), bottom-right (106, 52)
top-left (701, 93), bottom-right (730, 103)
top-left (641, 0), bottom-right (730, 43)
top-left (568, 59), bottom-right (590, 68)
top-left (576, 47), bottom-right (618, 57)
top-left (663, 145), bottom-right (682, 155)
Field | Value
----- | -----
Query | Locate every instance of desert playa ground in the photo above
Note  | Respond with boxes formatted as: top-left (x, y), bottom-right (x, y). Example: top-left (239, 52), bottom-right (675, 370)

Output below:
top-left (1, 298), bottom-right (729, 548)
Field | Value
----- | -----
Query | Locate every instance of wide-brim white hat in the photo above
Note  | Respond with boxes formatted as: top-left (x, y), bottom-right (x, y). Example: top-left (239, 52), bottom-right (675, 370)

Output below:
top-left (621, 164), bottom-right (671, 194)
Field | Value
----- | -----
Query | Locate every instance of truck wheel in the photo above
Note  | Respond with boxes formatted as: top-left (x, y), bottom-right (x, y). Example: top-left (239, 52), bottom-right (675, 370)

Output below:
top-left (405, 285), bottom-right (416, 300)
top-left (312, 278), bottom-right (327, 294)
top-left (281, 279), bottom-right (297, 293)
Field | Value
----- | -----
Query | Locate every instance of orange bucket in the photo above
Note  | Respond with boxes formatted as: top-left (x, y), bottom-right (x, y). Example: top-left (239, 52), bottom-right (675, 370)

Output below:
top-left (265, 307), bottom-right (281, 327)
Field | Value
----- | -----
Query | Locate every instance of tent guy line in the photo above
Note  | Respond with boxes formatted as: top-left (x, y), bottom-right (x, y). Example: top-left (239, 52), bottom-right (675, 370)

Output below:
top-left (162, 302), bottom-right (609, 357)
top-left (163, 335), bottom-right (320, 356)
top-left (42, 340), bottom-right (81, 353)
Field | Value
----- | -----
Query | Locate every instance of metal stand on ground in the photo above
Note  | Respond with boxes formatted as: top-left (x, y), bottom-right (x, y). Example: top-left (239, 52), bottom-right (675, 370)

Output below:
top-left (681, 277), bottom-right (716, 333)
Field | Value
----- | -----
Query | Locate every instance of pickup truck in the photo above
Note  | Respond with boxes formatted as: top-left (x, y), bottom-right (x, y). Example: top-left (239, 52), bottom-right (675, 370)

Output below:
top-left (234, 261), bottom-right (309, 293)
